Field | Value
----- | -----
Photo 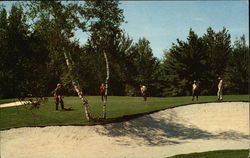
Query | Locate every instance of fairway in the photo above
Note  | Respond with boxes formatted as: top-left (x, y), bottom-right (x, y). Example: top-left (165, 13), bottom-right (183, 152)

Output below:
top-left (0, 95), bottom-right (248, 130)
top-left (166, 150), bottom-right (249, 158)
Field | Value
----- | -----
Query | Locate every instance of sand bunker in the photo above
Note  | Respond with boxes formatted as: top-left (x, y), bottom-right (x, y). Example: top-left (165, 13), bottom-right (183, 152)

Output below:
top-left (0, 101), bottom-right (30, 108)
top-left (0, 102), bottom-right (249, 158)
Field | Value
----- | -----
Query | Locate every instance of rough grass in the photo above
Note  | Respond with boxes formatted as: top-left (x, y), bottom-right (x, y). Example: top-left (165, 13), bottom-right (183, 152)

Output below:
top-left (166, 149), bottom-right (249, 158)
top-left (0, 95), bottom-right (248, 130)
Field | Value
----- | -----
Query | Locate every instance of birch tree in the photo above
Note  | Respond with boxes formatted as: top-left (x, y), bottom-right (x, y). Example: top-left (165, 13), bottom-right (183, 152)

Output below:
top-left (26, 1), bottom-right (94, 120)
top-left (83, 0), bottom-right (124, 118)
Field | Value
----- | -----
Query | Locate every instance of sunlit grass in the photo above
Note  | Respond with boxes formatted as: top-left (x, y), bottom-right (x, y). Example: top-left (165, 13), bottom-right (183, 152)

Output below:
top-left (0, 95), bottom-right (248, 130)
top-left (166, 149), bottom-right (249, 158)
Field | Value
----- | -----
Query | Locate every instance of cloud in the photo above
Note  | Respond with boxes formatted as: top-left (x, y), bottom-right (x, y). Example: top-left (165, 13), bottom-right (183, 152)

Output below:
top-left (192, 17), bottom-right (206, 22)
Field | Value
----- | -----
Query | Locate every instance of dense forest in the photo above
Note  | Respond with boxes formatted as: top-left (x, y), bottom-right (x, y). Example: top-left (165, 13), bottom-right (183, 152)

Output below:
top-left (0, 1), bottom-right (249, 99)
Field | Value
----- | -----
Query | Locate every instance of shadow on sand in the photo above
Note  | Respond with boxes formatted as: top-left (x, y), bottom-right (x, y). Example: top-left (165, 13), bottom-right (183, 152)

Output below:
top-left (95, 111), bottom-right (248, 146)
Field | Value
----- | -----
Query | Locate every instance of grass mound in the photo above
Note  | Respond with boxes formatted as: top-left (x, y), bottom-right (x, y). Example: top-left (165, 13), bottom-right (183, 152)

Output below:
top-left (0, 95), bottom-right (248, 130)
top-left (167, 149), bottom-right (249, 158)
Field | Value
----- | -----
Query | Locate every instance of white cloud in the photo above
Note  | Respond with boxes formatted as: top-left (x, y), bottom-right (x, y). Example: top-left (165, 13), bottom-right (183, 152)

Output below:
top-left (192, 17), bottom-right (206, 22)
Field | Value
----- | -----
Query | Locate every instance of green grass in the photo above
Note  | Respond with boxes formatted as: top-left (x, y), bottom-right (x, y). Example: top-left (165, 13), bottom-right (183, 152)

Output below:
top-left (0, 95), bottom-right (248, 130)
top-left (166, 149), bottom-right (249, 158)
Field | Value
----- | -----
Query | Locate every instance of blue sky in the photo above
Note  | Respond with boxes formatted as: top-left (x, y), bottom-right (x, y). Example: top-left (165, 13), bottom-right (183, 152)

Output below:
top-left (2, 1), bottom-right (249, 59)
top-left (119, 1), bottom-right (249, 58)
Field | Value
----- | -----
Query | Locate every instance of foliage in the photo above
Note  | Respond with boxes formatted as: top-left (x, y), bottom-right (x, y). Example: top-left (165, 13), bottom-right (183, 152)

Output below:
top-left (202, 27), bottom-right (232, 94)
top-left (160, 28), bottom-right (239, 96)
top-left (121, 37), bottom-right (160, 96)
top-left (161, 29), bottom-right (207, 96)
top-left (0, 5), bottom-right (50, 99)
top-left (82, 0), bottom-right (125, 95)
top-left (224, 35), bottom-right (249, 94)
top-left (0, 2), bottom-right (248, 99)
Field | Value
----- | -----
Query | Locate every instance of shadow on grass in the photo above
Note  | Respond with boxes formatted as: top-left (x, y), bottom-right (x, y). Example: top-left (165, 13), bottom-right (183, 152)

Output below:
top-left (62, 107), bottom-right (75, 111)
top-left (95, 111), bottom-right (248, 146)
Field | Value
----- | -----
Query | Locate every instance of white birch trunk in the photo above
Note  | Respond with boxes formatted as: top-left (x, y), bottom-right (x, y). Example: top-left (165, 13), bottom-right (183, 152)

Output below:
top-left (103, 51), bottom-right (109, 119)
top-left (63, 51), bottom-right (93, 121)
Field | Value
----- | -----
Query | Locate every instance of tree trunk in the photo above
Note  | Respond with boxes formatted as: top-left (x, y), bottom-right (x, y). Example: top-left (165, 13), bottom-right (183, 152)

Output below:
top-left (103, 51), bottom-right (109, 119)
top-left (63, 51), bottom-right (93, 121)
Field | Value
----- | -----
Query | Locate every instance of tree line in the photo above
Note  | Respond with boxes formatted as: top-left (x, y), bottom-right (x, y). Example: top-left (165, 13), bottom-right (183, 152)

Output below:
top-left (0, 1), bottom-right (248, 99)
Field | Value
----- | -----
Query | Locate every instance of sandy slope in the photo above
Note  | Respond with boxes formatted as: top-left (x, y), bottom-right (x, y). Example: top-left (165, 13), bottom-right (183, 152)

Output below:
top-left (0, 102), bottom-right (249, 158)
top-left (0, 101), bottom-right (30, 108)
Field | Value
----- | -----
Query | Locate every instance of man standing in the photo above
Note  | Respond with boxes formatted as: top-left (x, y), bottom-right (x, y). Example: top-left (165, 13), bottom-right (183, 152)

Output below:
top-left (192, 80), bottom-right (199, 101)
top-left (99, 83), bottom-right (105, 101)
top-left (217, 77), bottom-right (223, 101)
top-left (54, 83), bottom-right (65, 111)
top-left (140, 84), bottom-right (147, 101)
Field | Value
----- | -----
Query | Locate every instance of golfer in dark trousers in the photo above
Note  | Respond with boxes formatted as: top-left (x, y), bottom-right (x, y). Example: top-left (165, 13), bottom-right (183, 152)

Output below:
top-left (192, 80), bottom-right (199, 101)
top-left (54, 83), bottom-right (65, 111)
top-left (99, 83), bottom-right (105, 101)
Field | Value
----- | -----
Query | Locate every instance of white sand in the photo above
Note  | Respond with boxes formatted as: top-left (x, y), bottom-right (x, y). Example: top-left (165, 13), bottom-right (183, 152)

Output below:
top-left (0, 101), bottom-right (30, 108)
top-left (0, 102), bottom-right (249, 158)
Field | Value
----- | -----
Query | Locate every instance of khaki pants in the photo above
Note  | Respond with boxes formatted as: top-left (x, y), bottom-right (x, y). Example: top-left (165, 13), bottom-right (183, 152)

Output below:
top-left (217, 88), bottom-right (223, 100)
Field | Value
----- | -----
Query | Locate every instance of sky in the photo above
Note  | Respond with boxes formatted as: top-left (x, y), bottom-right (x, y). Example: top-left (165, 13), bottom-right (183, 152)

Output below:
top-left (119, 1), bottom-right (249, 59)
top-left (1, 1), bottom-right (249, 59)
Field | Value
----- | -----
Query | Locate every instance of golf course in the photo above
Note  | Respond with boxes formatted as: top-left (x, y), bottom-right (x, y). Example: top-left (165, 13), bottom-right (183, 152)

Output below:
top-left (0, 95), bottom-right (248, 130)
top-left (0, 95), bottom-right (249, 158)
top-left (1, 1), bottom-right (249, 158)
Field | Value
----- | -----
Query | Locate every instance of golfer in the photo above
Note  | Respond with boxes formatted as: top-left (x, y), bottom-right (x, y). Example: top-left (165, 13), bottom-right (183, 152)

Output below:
top-left (99, 83), bottom-right (105, 101)
top-left (54, 83), bottom-right (65, 111)
top-left (140, 84), bottom-right (147, 101)
top-left (217, 77), bottom-right (223, 101)
top-left (192, 80), bottom-right (199, 101)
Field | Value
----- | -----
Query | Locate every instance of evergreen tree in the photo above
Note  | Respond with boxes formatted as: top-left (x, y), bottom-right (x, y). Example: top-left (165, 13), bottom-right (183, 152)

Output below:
top-left (0, 4), bottom-right (50, 99)
top-left (0, 7), bottom-right (9, 98)
top-left (124, 37), bottom-right (159, 96)
top-left (161, 29), bottom-right (207, 96)
top-left (225, 35), bottom-right (249, 94)
top-left (202, 27), bottom-right (232, 94)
